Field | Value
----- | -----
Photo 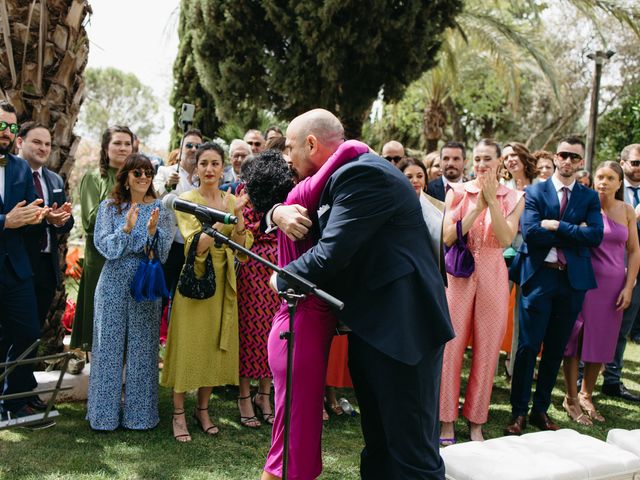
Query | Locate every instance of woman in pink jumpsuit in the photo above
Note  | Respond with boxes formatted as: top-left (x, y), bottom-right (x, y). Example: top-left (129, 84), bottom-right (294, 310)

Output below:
top-left (439, 139), bottom-right (524, 444)
top-left (244, 140), bottom-right (369, 480)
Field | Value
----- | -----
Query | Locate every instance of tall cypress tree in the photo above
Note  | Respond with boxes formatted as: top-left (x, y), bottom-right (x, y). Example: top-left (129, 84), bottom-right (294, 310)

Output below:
top-left (170, 0), bottom-right (221, 148)
top-left (180, 0), bottom-right (462, 138)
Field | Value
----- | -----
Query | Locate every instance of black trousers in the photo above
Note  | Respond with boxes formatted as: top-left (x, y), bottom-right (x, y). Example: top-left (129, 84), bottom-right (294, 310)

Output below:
top-left (32, 253), bottom-right (57, 327)
top-left (348, 334), bottom-right (445, 480)
top-left (0, 260), bottom-right (40, 412)
top-left (162, 241), bottom-right (185, 309)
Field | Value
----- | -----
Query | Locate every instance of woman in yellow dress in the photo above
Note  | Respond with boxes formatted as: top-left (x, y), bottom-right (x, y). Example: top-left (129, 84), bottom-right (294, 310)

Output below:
top-left (160, 142), bottom-right (253, 442)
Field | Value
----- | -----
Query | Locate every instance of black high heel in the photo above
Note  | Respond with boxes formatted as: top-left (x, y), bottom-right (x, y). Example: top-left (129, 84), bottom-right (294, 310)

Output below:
top-left (192, 406), bottom-right (219, 436)
top-left (172, 409), bottom-right (191, 443)
top-left (237, 395), bottom-right (261, 429)
top-left (252, 391), bottom-right (275, 425)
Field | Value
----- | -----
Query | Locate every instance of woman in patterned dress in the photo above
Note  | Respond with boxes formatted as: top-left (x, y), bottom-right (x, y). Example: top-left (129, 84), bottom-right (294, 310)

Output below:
top-left (160, 142), bottom-right (253, 442)
top-left (236, 189), bottom-right (279, 428)
top-left (439, 139), bottom-right (524, 444)
top-left (87, 153), bottom-right (174, 430)
top-left (72, 126), bottom-right (134, 351)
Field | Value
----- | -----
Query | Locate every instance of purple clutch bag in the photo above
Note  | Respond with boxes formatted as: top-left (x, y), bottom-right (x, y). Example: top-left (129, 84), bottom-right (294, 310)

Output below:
top-left (444, 220), bottom-right (475, 278)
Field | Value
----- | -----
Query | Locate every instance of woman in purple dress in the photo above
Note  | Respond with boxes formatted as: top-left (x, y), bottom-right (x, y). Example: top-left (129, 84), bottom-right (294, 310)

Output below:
top-left (242, 140), bottom-right (369, 480)
top-left (562, 161), bottom-right (640, 424)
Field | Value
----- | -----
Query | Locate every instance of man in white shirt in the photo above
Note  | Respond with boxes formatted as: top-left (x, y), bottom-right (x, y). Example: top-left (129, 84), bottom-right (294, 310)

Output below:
top-left (153, 129), bottom-right (203, 300)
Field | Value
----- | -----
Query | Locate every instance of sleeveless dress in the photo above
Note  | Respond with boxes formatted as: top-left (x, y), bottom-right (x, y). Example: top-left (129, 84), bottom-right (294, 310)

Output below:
top-left (564, 213), bottom-right (627, 363)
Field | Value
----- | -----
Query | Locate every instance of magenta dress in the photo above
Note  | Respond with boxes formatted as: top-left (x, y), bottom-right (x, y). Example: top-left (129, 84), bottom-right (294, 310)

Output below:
top-left (565, 214), bottom-right (628, 363)
top-left (264, 140), bottom-right (369, 480)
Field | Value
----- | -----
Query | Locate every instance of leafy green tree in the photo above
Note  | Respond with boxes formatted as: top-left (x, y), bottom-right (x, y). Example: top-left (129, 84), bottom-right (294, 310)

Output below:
top-left (78, 67), bottom-right (161, 142)
top-left (178, 0), bottom-right (463, 138)
top-left (597, 86), bottom-right (640, 161)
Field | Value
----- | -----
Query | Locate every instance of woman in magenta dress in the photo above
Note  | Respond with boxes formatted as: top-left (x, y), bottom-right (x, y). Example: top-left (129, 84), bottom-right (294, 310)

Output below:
top-left (243, 140), bottom-right (368, 480)
top-left (562, 161), bottom-right (640, 424)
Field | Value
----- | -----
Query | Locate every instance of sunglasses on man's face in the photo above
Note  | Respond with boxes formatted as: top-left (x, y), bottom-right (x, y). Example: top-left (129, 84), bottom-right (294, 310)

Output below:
top-left (384, 155), bottom-right (403, 163)
top-left (0, 121), bottom-right (20, 134)
top-left (627, 160), bottom-right (640, 167)
top-left (246, 141), bottom-right (262, 147)
top-left (556, 151), bottom-right (583, 162)
top-left (185, 142), bottom-right (202, 149)
top-left (131, 169), bottom-right (155, 178)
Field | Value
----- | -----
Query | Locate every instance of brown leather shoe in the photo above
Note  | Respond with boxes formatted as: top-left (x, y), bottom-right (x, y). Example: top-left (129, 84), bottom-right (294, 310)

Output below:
top-left (529, 411), bottom-right (559, 431)
top-left (504, 415), bottom-right (526, 436)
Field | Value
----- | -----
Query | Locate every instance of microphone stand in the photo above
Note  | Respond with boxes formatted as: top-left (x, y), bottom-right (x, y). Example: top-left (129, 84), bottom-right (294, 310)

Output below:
top-left (201, 224), bottom-right (343, 480)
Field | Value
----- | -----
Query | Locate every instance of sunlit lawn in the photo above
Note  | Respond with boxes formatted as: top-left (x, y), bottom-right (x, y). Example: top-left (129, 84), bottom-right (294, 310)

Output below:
top-left (1, 344), bottom-right (639, 479)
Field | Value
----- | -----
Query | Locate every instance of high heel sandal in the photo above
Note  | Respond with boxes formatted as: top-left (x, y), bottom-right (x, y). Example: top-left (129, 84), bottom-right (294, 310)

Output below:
top-left (237, 395), bottom-right (261, 429)
top-left (578, 392), bottom-right (605, 422)
top-left (562, 395), bottom-right (592, 425)
top-left (253, 391), bottom-right (275, 425)
top-left (172, 409), bottom-right (192, 442)
top-left (192, 406), bottom-right (220, 435)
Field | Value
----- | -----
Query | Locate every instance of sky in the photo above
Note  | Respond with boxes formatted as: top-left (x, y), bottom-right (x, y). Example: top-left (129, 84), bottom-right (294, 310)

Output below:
top-left (84, 0), bottom-right (180, 150)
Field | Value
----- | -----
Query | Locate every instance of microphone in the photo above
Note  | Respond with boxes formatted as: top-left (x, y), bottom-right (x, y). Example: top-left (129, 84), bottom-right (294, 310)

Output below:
top-left (162, 193), bottom-right (238, 225)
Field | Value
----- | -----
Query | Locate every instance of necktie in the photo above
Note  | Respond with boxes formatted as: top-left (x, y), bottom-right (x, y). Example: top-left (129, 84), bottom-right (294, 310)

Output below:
top-left (445, 183), bottom-right (452, 195)
top-left (33, 171), bottom-right (47, 250)
top-left (631, 187), bottom-right (640, 208)
top-left (557, 187), bottom-right (570, 265)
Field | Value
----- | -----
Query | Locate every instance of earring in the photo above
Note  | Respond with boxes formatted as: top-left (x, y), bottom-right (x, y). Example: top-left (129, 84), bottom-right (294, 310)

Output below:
top-left (125, 184), bottom-right (130, 190)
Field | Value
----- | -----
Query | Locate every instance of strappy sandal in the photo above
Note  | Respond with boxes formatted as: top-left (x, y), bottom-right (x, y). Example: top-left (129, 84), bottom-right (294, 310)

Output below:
top-left (578, 392), bottom-right (605, 422)
top-left (439, 437), bottom-right (456, 447)
top-left (193, 406), bottom-right (220, 435)
top-left (562, 396), bottom-right (592, 426)
top-left (237, 395), bottom-right (261, 429)
top-left (253, 391), bottom-right (275, 425)
top-left (328, 402), bottom-right (344, 416)
top-left (172, 409), bottom-right (192, 442)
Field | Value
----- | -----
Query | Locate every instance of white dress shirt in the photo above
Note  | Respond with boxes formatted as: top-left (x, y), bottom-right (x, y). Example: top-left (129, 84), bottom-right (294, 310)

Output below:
top-left (154, 164), bottom-right (197, 243)
top-left (0, 156), bottom-right (5, 203)
top-left (544, 176), bottom-right (576, 263)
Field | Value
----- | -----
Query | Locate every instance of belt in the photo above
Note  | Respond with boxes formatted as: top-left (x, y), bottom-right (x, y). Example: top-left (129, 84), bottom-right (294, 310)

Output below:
top-left (544, 262), bottom-right (566, 271)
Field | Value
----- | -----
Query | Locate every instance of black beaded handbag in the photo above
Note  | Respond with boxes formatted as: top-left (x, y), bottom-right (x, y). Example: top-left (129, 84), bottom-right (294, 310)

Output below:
top-left (177, 232), bottom-right (216, 299)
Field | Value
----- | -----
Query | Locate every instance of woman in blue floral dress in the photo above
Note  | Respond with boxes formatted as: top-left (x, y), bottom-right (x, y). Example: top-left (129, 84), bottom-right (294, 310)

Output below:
top-left (87, 153), bottom-right (175, 431)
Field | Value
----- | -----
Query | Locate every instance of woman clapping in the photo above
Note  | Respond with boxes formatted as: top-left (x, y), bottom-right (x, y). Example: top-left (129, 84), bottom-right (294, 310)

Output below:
top-left (87, 154), bottom-right (174, 430)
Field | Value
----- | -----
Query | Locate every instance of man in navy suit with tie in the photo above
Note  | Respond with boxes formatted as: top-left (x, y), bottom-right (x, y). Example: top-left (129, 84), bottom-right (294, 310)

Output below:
top-left (16, 122), bottom-right (74, 330)
top-left (506, 136), bottom-right (603, 435)
top-left (0, 101), bottom-right (49, 419)
top-left (426, 141), bottom-right (466, 201)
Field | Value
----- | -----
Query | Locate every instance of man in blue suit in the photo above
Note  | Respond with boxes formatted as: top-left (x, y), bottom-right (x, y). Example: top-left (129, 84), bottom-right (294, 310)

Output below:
top-left (16, 122), bottom-right (74, 330)
top-left (0, 101), bottom-right (49, 419)
top-left (272, 109), bottom-right (454, 479)
top-left (426, 141), bottom-right (466, 201)
top-left (506, 136), bottom-right (603, 435)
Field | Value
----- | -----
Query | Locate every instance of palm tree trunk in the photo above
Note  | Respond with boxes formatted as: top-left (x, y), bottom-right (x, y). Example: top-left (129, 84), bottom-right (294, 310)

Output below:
top-left (1, 0), bottom-right (91, 356)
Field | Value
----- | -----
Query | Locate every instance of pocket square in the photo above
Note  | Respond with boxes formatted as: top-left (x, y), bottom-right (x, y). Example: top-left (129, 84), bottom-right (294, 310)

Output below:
top-left (53, 188), bottom-right (63, 193)
top-left (318, 204), bottom-right (330, 218)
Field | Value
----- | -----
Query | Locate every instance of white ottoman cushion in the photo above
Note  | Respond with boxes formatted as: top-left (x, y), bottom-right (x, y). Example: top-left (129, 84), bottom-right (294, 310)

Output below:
top-left (607, 429), bottom-right (640, 458)
top-left (441, 429), bottom-right (640, 480)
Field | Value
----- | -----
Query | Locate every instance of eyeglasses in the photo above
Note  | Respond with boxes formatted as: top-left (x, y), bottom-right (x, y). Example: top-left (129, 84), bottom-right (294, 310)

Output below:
top-left (384, 155), bottom-right (403, 163)
top-left (0, 121), bottom-right (20, 134)
top-left (185, 142), bottom-right (202, 149)
top-left (231, 153), bottom-right (249, 159)
top-left (246, 141), bottom-right (262, 147)
top-left (556, 151), bottom-right (583, 162)
top-left (131, 168), bottom-right (154, 178)
top-left (628, 160), bottom-right (640, 167)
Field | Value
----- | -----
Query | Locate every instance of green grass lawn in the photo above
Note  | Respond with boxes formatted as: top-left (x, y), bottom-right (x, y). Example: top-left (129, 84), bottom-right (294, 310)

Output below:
top-left (1, 344), bottom-right (639, 479)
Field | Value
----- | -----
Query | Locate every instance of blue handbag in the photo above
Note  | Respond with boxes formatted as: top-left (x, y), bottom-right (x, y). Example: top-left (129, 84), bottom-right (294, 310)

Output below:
top-left (130, 232), bottom-right (169, 301)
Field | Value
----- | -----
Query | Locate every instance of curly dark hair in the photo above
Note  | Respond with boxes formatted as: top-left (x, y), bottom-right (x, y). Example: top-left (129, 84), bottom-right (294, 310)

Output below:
top-left (110, 153), bottom-right (157, 213)
top-left (502, 142), bottom-right (538, 183)
top-left (99, 125), bottom-right (134, 178)
top-left (241, 149), bottom-right (295, 214)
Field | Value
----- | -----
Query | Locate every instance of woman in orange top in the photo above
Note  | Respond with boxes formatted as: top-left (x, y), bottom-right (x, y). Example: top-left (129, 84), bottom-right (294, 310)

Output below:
top-left (439, 139), bottom-right (524, 445)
